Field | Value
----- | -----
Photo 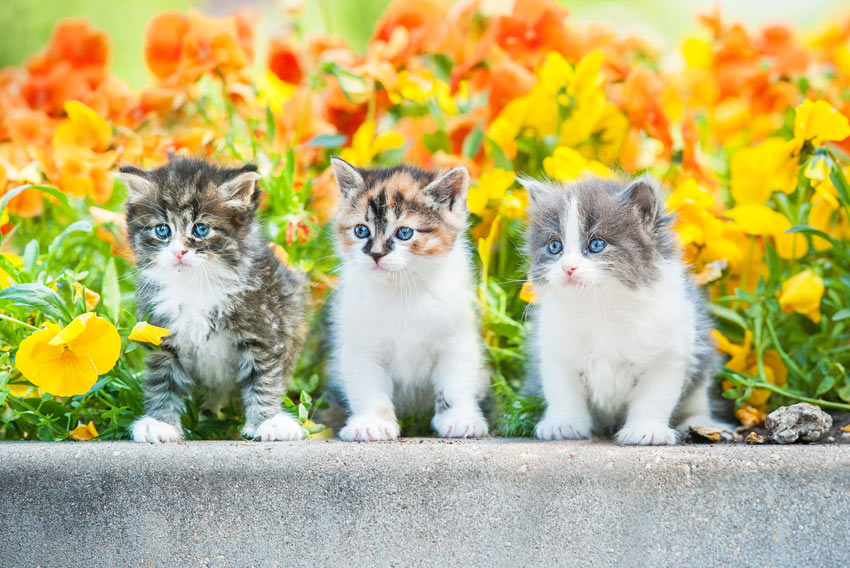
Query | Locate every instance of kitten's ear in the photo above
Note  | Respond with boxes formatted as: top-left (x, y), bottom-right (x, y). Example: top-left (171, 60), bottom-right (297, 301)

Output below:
top-left (219, 169), bottom-right (261, 205)
top-left (621, 177), bottom-right (659, 222)
top-left (330, 157), bottom-right (364, 198)
top-left (423, 166), bottom-right (469, 210)
top-left (118, 166), bottom-right (154, 200)
top-left (517, 177), bottom-right (556, 208)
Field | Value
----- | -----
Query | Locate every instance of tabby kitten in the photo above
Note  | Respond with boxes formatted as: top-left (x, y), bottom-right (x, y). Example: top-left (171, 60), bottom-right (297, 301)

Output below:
top-left (522, 175), bottom-right (721, 445)
top-left (121, 157), bottom-right (307, 442)
top-left (329, 157), bottom-right (488, 441)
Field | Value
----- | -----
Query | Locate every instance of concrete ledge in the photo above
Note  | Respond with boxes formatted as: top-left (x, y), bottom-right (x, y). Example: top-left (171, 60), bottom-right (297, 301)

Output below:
top-left (1, 440), bottom-right (848, 567)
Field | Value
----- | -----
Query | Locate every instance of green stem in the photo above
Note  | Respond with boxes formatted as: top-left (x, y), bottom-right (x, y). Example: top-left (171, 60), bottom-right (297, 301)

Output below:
top-left (764, 317), bottom-right (807, 381)
top-left (0, 313), bottom-right (39, 331)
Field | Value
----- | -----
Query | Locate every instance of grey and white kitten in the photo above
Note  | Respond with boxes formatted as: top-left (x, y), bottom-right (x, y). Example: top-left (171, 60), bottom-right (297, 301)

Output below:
top-left (121, 157), bottom-right (307, 442)
top-left (328, 157), bottom-right (488, 441)
top-left (522, 175), bottom-right (721, 445)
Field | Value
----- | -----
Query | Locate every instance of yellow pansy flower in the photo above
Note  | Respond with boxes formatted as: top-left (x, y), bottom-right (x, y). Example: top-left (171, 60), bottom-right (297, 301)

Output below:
top-left (681, 36), bottom-right (713, 70)
top-left (729, 138), bottom-right (797, 204)
top-left (713, 329), bottom-right (787, 416)
top-left (778, 270), bottom-right (824, 324)
top-left (129, 321), bottom-right (172, 346)
top-left (498, 189), bottom-right (528, 220)
top-left (70, 421), bottom-right (99, 441)
top-left (52, 101), bottom-right (112, 158)
top-left (467, 169), bottom-right (515, 216)
top-left (256, 69), bottom-right (297, 115)
top-left (543, 146), bottom-right (614, 182)
top-left (16, 312), bottom-right (121, 397)
top-left (725, 204), bottom-right (808, 260)
top-left (520, 281), bottom-right (537, 304)
top-left (339, 119), bottom-right (404, 166)
top-left (477, 214), bottom-right (502, 276)
top-left (793, 99), bottom-right (850, 150)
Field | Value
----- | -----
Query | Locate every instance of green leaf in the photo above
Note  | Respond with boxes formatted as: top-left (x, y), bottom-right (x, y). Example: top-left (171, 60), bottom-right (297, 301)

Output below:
top-left (303, 134), bottom-right (347, 149)
top-left (0, 184), bottom-right (70, 216)
top-left (833, 309), bottom-right (850, 322)
top-left (828, 165), bottom-right (850, 206)
top-left (707, 303), bottom-right (748, 331)
top-left (297, 403), bottom-right (308, 422)
top-left (0, 283), bottom-right (70, 322)
top-left (816, 376), bottom-right (835, 397)
top-left (101, 257), bottom-right (121, 322)
top-left (462, 127), bottom-right (484, 159)
top-left (23, 240), bottom-right (39, 273)
top-left (49, 220), bottom-right (93, 255)
top-left (37, 425), bottom-right (54, 441)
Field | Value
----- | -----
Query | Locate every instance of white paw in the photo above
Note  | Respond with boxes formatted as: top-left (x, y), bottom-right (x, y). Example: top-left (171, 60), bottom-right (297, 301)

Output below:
top-left (339, 414), bottom-right (400, 441)
top-left (534, 414), bottom-right (592, 440)
top-left (432, 408), bottom-right (488, 438)
top-left (677, 415), bottom-right (733, 434)
top-left (243, 413), bottom-right (305, 441)
top-left (616, 422), bottom-right (679, 446)
top-left (131, 416), bottom-right (183, 443)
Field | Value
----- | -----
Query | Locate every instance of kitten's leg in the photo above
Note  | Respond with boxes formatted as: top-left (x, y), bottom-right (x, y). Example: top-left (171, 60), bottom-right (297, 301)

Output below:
top-left (535, 357), bottom-right (593, 441)
top-left (238, 349), bottom-right (304, 441)
top-left (431, 336), bottom-right (488, 438)
top-left (615, 354), bottom-right (685, 446)
top-left (676, 381), bottom-right (732, 433)
top-left (337, 349), bottom-right (399, 442)
top-left (131, 350), bottom-right (190, 443)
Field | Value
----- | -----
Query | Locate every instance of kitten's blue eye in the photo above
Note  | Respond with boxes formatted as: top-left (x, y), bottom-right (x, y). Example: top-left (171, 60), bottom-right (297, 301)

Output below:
top-left (546, 240), bottom-right (563, 255)
top-left (588, 238), bottom-right (607, 254)
top-left (395, 227), bottom-right (414, 241)
top-left (354, 224), bottom-right (371, 239)
top-left (154, 224), bottom-right (171, 240)
top-left (192, 223), bottom-right (210, 238)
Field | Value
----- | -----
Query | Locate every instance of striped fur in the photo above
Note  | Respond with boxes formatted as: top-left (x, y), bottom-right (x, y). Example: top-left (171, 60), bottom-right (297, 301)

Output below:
top-left (122, 157), bottom-right (308, 442)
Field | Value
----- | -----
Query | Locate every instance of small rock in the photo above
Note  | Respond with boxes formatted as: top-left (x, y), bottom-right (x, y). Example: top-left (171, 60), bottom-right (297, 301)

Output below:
top-left (765, 403), bottom-right (833, 444)
top-left (688, 425), bottom-right (739, 442)
top-left (744, 432), bottom-right (764, 444)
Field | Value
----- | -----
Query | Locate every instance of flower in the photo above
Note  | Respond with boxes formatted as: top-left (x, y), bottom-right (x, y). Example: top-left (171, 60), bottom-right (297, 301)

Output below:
top-left (338, 119), bottom-right (404, 166)
top-left (543, 146), bottom-right (613, 182)
top-left (69, 421), bottom-right (99, 441)
top-left (792, 99), bottom-right (850, 150)
top-left (520, 281), bottom-right (537, 304)
top-left (129, 321), bottom-right (172, 346)
top-left (467, 169), bottom-right (514, 216)
top-left (714, 329), bottom-right (787, 418)
top-left (16, 313), bottom-right (121, 397)
top-left (778, 270), bottom-right (824, 323)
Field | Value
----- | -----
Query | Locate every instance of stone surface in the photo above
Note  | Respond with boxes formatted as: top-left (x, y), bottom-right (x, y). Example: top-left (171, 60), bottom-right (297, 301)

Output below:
top-left (1, 439), bottom-right (849, 567)
top-left (765, 402), bottom-right (834, 444)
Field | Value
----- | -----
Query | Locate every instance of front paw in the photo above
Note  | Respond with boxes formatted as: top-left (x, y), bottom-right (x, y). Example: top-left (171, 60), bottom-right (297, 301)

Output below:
top-left (534, 414), bottom-right (592, 440)
top-left (616, 422), bottom-right (679, 446)
top-left (432, 408), bottom-right (488, 438)
top-left (243, 413), bottom-right (305, 441)
top-left (339, 414), bottom-right (400, 441)
top-left (132, 416), bottom-right (183, 443)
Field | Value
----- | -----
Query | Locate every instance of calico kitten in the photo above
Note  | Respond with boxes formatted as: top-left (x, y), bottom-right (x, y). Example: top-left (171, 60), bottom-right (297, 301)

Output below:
top-left (522, 175), bottom-right (721, 445)
top-left (121, 157), bottom-right (307, 442)
top-left (329, 157), bottom-right (488, 441)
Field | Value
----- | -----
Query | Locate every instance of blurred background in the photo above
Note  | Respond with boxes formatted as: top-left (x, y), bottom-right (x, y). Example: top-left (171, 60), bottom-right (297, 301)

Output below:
top-left (2, 0), bottom-right (848, 89)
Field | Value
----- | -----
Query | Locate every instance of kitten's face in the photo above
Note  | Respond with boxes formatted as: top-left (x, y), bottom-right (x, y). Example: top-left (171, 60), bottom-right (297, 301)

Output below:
top-left (524, 177), bottom-right (674, 294)
top-left (121, 158), bottom-right (261, 281)
top-left (331, 158), bottom-right (468, 278)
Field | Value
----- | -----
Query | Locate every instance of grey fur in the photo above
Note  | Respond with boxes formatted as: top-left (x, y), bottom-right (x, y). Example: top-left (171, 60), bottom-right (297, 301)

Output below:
top-left (123, 157), bottom-right (308, 437)
top-left (521, 175), bottom-right (722, 433)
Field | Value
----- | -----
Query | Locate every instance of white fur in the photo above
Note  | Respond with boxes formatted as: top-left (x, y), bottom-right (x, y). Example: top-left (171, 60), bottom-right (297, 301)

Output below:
top-left (535, 256), bottom-right (698, 446)
top-left (333, 240), bottom-right (488, 441)
top-left (242, 413), bottom-right (305, 441)
top-left (132, 416), bottom-right (183, 443)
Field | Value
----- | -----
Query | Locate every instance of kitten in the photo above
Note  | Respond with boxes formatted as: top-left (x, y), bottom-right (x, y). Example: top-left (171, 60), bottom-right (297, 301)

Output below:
top-left (328, 157), bottom-right (488, 441)
top-left (120, 157), bottom-right (308, 442)
top-left (521, 175), bottom-right (721, 445)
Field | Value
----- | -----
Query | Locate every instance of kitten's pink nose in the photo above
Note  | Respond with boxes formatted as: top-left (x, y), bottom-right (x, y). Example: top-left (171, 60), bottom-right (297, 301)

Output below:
top-left (563, 265), bottom-right (577, 276)
top-left (173, 249), bottom-right (188, 260)
top-left (369, 251), bottom-right (386, 263)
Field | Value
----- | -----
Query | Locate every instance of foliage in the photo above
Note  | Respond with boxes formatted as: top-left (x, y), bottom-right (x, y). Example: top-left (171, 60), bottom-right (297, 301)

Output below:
top-left (1, 1), bottom-right (850, 440)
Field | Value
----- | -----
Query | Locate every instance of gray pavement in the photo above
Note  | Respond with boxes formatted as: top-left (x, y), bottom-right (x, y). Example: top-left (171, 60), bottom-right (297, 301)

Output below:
top-left (1, 439), bottom-right (848, 567)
